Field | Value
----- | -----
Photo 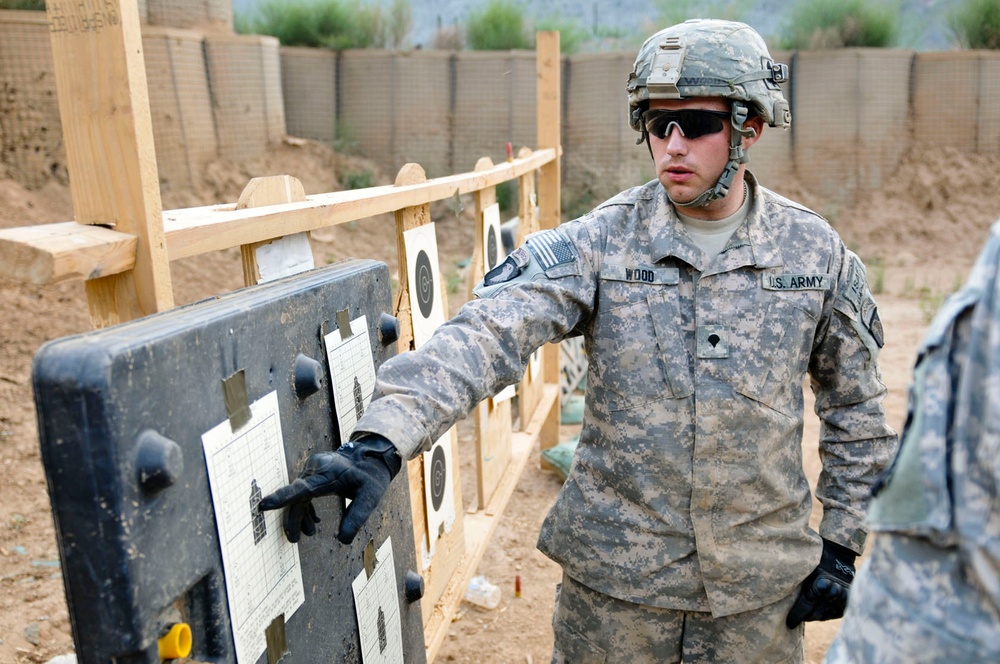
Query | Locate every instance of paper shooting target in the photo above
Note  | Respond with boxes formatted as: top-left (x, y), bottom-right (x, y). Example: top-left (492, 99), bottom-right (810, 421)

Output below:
top-left (482, 203), bottom-right (504, 272)
top-left (422, 433), bottom-right (456, 542)
top-left (429, 444), bottom-right (447, 511)
top-left (414, 249), bottom-right (435, 319)
top-left (403, 224), bottom-right (446, 348)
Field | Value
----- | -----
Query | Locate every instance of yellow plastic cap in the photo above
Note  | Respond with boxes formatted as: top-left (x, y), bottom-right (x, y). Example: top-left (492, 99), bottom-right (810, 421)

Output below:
top-left (158, 622), bottom-right (192, 660)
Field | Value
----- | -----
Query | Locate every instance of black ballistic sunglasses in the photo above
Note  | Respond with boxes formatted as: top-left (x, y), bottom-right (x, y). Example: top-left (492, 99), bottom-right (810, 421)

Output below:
top-left (643, 108), bottom-right (731, 140)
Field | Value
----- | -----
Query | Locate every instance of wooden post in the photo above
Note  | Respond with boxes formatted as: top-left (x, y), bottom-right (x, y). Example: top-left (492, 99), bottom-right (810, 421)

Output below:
top-left (535, 31), bottom-right (564, 459)
top-left (237, 175), bottom-right (310, 286)
top-left (469, 157), bottom-right (514, 511)
top-left (45, 0), bottom-right (173, 327)
top-left (514, 146), bottom-right (545, 429)
top-left (392, 163), bottom-right (466, 635)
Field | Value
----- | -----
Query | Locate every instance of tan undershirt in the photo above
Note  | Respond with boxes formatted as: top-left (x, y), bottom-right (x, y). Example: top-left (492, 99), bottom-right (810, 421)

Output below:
top-left (677, 185), bottom-right (753, 263)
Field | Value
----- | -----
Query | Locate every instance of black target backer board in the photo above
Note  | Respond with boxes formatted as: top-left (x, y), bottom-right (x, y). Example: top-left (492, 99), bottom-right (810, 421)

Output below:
top-left (32, 259), bottom-right (426, 664)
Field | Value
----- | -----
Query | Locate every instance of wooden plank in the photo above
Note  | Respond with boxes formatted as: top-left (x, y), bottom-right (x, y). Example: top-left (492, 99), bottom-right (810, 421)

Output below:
top-left (515, 145), bottom-right (545, 429)
top-left (469, 157), bottom-right (513, 510)
top-left (45, 0), bottom-right (173, 326)
top-left (536, 31), bottom-right (564, 457)
top-left (0, 222), bottom-right (136, 285)
top-left (164, 149), bottom-right (557, 260)
top-left (422, 384), bottom-right (559, 663)
top-left (392, 163), bottom-right (468, 634)
top-left (235, 175), bottom-right (309, 286)
top-left (536, 32), bottom-right (562, 235)
top-left (0, 149), bottom-right (558, 286)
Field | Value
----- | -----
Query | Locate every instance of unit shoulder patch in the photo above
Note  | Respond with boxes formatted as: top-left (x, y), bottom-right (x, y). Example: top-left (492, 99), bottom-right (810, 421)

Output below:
top-left (840, 253), bottom-right (869, 313)
top-left (483, 246), bottom-right (530, 286)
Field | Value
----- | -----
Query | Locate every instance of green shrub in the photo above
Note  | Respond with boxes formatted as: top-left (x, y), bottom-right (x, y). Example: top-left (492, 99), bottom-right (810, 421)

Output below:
top-left (948, 0), bottom-right (1000, 49)
top-left (533, 15), bottom-right (589, 54)
top-left (0, 0), bottom-right (45, 8)
top-left (384, 0), bottom-right (412, 49)
top-left (778, 0), bottom-right (899, 49)
top-left (496, 180), bottom-right (517, 214)
top-left (340, 167), bottom-right (375, 190)
top-left (236, 0), bottom-right (408, 50)
top-left (466, 0), bottom-right (531, 51)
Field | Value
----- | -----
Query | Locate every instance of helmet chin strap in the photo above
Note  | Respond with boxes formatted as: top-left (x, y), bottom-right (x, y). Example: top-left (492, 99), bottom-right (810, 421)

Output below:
top-left (664, 101), bottom-right (755, 209)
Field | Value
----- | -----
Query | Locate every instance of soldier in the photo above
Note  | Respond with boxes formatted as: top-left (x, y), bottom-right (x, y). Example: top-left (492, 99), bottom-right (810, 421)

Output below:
top-left (260, 19), bottom-right (897, 663)
top-left (825, 220), bottom-right (1000, 663)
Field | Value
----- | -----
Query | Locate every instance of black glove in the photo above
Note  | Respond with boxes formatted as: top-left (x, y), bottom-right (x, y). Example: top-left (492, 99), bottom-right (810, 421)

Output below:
top-left (785, 539), bottom-right (857, 628)
top-left (259, 435), bottom-right (402, 545)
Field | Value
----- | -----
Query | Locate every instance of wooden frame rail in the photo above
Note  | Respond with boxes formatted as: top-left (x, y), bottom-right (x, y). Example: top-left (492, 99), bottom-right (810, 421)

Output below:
top-left (0, 148), bottom-right (558, 284)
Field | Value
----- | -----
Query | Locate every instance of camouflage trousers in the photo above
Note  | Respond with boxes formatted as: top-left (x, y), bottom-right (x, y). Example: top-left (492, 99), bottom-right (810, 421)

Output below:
top-left (551, 573), bottom-right (804, 664)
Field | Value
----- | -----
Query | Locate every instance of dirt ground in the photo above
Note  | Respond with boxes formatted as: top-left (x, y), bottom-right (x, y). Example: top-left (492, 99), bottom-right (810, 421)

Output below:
top-left (1, 140), bottom-right (999, 664)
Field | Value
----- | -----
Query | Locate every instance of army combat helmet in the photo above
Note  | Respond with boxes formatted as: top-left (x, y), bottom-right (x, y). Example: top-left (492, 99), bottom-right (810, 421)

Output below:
top-left (627, 19), bottom-right (791, 207)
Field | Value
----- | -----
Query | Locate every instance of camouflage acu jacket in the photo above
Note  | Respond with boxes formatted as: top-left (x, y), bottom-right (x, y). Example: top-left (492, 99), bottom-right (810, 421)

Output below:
top-left (826, 220), bottom-right (1000, 662)
top-left (354, 174), bottom-right (896, 617)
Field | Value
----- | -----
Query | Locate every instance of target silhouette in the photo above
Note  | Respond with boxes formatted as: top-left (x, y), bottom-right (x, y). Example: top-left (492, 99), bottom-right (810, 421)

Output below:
top-left (486, 225), bottom-right (499, 270)
top-left (430, 443), bottom-right (447, 511)
top-left (415, 249), bottom-right (435, 319)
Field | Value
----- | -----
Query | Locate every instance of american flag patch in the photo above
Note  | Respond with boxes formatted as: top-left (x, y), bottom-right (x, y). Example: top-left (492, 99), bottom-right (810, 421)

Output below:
top-left (526, 230), bottom-right (575, 270)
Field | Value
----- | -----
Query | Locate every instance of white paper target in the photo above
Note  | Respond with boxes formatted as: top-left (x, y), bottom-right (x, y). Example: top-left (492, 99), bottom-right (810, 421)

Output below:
top-left (403, 224), bottom-right (446, 347)
top-left (351, 537), bottom-right (404, 664)
top-left (422, 432), bottom-right (456, 542)
top-left (323, 314), bottom-right (377, 446)
top-left (482, 203), bottom-right (504, 272)
top-left (201, 391), bottom-right (305, 664)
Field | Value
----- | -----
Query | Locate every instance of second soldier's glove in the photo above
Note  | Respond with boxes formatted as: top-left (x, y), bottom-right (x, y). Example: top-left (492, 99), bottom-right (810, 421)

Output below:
top-left (785, 539), bottom-right (857, 628)
top-left (259, 434), bottom-right (402, 545)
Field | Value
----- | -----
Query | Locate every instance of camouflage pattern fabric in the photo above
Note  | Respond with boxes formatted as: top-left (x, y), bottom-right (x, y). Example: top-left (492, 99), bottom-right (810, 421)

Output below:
top-left (551, 573), bottom-right (804, 664)
top-left (353, 173), bottom-right (896, 618)
top-left (825, 219), bottom-right (1000, 663)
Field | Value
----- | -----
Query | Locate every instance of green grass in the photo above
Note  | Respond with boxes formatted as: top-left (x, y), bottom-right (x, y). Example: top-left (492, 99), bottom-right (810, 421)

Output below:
top-left (948, 0), bottom-right (1000, 49)
top-left (778, 0), bottom-right (900, 49)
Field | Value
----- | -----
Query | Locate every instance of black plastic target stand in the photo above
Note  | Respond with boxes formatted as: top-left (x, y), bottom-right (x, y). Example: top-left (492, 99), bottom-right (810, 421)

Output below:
top-left (32, 259), bottom-right (426, 664)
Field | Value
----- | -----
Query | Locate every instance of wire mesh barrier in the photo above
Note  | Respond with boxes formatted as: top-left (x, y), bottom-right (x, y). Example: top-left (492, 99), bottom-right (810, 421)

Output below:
top-left (0, 12), bottom-right (63, 189)
top-left (914, 52), bottom-right (1000, 155)
top-left (280, 47), bottom-right (337, 146)
top-left (792, 49), bottom-right (914, 207)
top-left (204, 33), bottom-right (284, 163)
top-left (144, 26), bottom-right (218, 192)
top-left (146, 0), bottom-right (230, 30)
top-left (2, 8), bottom-right (1000, 210)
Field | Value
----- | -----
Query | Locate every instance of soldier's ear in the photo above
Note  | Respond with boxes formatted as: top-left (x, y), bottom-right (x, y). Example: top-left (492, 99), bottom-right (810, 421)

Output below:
top-left (744, 116), bottom-right (764, 147)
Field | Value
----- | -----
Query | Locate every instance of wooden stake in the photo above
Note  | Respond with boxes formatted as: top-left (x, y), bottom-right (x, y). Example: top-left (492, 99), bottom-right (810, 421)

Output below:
top-left (46, 0), bottom-right (173, 326)
top-left (236, 175), bottom-right (309, 286)
top-left (535, 31), bottom-right (564, 460)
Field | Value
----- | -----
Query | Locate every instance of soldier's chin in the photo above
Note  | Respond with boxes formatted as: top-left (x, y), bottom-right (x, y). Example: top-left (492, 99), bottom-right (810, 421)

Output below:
top-left (662, 183), bottom-right (700, 206)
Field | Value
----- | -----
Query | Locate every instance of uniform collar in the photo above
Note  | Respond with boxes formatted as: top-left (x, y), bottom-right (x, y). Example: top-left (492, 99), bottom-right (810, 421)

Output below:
top-left (648, 171), bottom-right (784, 272)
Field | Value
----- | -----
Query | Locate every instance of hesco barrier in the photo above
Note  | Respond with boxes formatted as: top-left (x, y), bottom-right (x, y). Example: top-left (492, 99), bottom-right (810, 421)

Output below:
top-left (204, 33), bottom-right (285, 163)
top-left (2, 9), bottom-right (1000, 206)
top-left (144, 26), bottom-right (217, 192)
